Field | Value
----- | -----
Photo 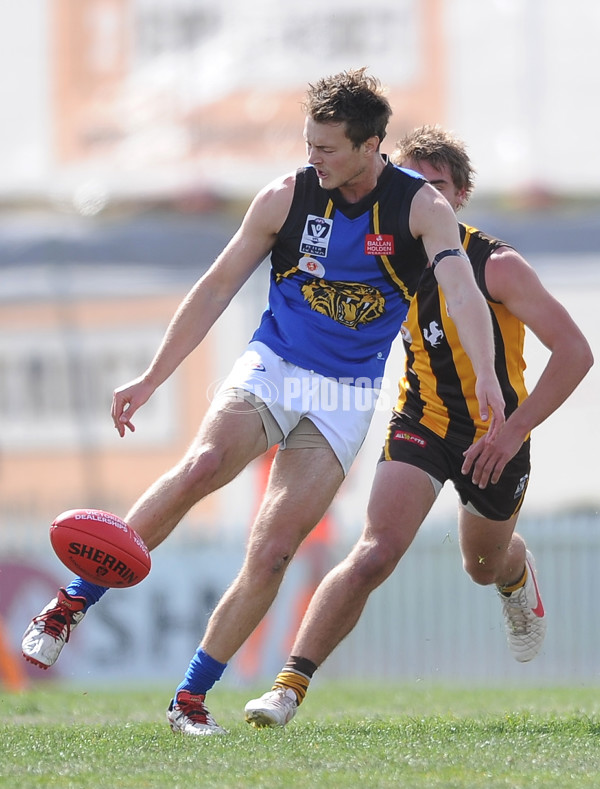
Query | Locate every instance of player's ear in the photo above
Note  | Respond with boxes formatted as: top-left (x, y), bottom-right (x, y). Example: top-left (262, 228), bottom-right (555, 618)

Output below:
top-left (363, 135), bottom-right (380, 155)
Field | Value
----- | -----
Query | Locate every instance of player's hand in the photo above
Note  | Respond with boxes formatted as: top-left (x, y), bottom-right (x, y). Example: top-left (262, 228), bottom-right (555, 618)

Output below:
top-left (461, 422), bottom-right (524, 488)
top-left (474, 373), bottom-right (505, 443)
top-left (111, 376), bottom-right (155, 437)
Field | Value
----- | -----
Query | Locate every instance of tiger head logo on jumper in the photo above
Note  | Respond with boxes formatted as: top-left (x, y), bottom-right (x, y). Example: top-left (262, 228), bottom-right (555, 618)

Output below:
top-left (301, 279), bottom-right (385, 329)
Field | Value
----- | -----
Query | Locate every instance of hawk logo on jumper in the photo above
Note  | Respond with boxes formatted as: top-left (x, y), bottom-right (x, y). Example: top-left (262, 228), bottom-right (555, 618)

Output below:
top-left (423, 320), bottom-right (444, 347)
top-left (513, 474), bottom-right (529, 499)
top-left (365, 234), bottom-right (395, 256)
top-left (301, 279), bottom-right (385, 329)
top-left (392, 430), bottom-right (426, 447)
top-left (300, 215), bottom-right (333, 256)
top-left (298, 256), bottom-right (326, 278)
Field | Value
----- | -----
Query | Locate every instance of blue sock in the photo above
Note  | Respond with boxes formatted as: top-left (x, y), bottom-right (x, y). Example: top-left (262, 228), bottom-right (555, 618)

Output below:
top-left (64, 578), bottom-right (109, 610)
top-left (176, 647), bottom-right (227, 697)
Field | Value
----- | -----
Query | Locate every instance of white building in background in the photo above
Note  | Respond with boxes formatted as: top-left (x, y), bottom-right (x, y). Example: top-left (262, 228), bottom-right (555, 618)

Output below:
top-left (0, 0), bottom-right (599, 203)
top-left (444, 0), bottom-right (600, 195)
top-left (0, 1), bottom-right (51, 197)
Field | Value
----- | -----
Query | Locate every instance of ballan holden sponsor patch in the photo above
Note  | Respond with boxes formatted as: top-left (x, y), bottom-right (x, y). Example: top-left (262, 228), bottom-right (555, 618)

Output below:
top-left (365, 234), bottom-right (395, 256)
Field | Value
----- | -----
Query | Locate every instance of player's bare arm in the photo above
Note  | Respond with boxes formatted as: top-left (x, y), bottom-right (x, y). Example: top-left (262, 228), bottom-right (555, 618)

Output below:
top-left (462, 247), bottom-right (594, 486)
top-left (111, 174), bottom-right (296, 436)
top-left (409, 184), bottom-right (505, 438)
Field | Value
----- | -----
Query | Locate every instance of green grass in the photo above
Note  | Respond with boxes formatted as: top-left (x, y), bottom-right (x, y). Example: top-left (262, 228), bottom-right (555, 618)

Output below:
top-left (2, 683), bottom-right (600, 788)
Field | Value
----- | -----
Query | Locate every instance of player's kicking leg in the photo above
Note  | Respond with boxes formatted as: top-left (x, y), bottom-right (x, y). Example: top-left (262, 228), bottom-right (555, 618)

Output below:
top-left (22, 588), bottom-right (87, 669)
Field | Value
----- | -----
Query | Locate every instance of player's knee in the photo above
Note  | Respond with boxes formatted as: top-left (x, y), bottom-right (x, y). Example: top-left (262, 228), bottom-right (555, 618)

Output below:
top-left (176, 447), bottom-right (224, 498)
top-left (350, 537), bottom-right (399, 588)
top-left (246, 540), bottom-right (296, 580)
top-left (463, 556), bottom-right (497, 586)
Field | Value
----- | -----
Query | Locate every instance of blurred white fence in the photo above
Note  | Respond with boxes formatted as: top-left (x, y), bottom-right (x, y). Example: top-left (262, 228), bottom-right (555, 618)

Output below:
top-left (1, 513), bottom-right (599, 688)
top-left (322, 514), bottom-right (600, 685)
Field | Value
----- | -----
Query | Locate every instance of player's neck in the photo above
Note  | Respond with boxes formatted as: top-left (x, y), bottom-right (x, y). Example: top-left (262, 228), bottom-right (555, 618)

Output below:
top-left (337, 155), bottom-right (386, 204)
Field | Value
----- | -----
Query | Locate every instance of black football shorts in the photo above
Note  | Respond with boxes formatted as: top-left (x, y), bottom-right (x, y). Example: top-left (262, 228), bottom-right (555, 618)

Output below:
top-left (380, 411), bottom-right (531, 522)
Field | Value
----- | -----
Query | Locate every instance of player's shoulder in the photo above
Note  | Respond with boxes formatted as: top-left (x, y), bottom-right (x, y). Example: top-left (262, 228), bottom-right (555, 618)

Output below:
top-left (390, 161), bottom-right (427, 183)
top-left (483, 235), bottom-right (527, 268)
top-left (250, 170), bottom-right (297, 219)
top-left (387, 161), bottom-right (430, 196)
top-left (387, 162), bottom-right (434, 213)
top-left (461, 223), bottom-right (505, 248)
top-left (256, 169), bottom-right (298, 198)
top-left (483, 238), bottom-right (538, 302)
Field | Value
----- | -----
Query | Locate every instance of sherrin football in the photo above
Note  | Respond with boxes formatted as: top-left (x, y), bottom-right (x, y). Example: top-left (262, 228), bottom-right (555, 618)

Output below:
top-left (50, 509), bottom-right (151, 588)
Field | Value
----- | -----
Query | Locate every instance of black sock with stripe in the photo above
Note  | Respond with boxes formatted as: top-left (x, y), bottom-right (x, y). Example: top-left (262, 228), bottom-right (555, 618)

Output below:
top-left (272, 655), bottom-right (318, 705)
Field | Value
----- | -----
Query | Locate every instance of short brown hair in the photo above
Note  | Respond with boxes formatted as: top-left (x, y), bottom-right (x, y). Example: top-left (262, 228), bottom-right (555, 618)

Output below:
top-left (303, 68), bottom-right (392, 149)
top-left (391, 124), bottom-right (476, 203)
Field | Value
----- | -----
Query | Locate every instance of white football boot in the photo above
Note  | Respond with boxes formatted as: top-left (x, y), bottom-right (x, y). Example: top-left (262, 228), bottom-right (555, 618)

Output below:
top-left (22, 588), bottom-right (86, 669)
top-left (499, 550), bottom-right (547, 662)
top-left (167, 691), bottom-right (227, 735)
top-left (245, 687), bottom-right (298, 728)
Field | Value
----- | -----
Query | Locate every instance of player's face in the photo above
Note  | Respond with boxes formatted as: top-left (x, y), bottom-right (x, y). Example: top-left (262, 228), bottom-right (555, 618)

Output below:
top-left (304, 117), bottom-right (369, 192)
top-left (401, 157), bottom-right (466, 212)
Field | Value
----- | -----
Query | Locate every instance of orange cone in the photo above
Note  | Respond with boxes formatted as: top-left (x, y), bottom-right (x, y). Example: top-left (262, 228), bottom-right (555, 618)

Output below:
top-left (0, 615), bottom-right (28, 691)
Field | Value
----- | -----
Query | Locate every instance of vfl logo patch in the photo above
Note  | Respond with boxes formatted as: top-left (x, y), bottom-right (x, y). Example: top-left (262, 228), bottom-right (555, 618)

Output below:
top-left (300, 215), bottom-right (333, 257)
top-left (393, 430), bottom-right (426, 447)
top-left (365, 234), bottom-right (395, 256)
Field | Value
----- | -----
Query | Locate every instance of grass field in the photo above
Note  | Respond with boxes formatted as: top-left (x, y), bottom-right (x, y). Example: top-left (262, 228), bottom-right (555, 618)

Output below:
top-left (2, 682), bottom-right (600, 788)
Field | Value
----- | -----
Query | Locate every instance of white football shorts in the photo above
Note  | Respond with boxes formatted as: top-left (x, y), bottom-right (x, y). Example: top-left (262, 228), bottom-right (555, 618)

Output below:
top-left (215, 341), bottom-right (380, 475)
